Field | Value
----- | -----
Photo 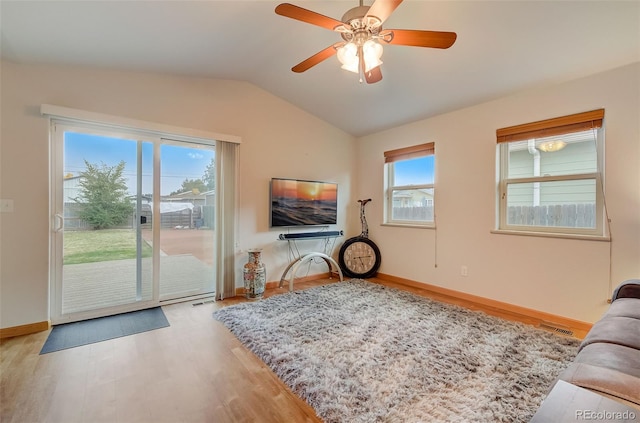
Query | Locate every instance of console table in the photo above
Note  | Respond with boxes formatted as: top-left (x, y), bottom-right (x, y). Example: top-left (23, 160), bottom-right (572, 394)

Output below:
top-left (278, 231), bottom-right (344, 292)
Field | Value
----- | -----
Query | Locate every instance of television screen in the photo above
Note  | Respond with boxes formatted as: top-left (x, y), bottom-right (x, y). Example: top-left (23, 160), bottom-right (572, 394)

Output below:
top-left (270, 178), bottom-right (338, 227)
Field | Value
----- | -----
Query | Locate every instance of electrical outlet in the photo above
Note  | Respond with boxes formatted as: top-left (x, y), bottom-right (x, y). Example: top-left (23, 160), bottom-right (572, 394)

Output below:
top-left (461, 265), bottom-right (468, 277)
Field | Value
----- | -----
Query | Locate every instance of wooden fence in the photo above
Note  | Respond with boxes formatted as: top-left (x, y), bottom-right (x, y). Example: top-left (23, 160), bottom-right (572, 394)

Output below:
top-left (507, 203), bottom-right (596, 227)
top-left (392, 206), bottom-right (434, 221)
top-left (63, 204), bottom-right (215, 231)
top-left (392, 203), bottom-right (595, 228)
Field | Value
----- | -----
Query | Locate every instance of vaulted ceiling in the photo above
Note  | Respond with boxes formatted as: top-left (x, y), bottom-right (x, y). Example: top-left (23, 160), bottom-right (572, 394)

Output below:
top-left (1, 1), bottom-right (638, 136)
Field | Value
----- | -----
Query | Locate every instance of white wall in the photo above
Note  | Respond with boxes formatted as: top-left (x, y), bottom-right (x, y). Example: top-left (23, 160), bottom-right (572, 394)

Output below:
top-left (0, 61), bottom-right (356, 329)
top-left (355, 63), bottom-right (640, 323)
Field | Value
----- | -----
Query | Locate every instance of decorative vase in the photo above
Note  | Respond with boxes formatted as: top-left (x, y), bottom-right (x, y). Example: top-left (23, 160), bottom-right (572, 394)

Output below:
top-left (243, 249), bottom-right (266, 300)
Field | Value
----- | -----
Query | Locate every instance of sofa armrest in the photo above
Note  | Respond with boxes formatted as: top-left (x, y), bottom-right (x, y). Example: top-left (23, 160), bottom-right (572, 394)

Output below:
top-left (612, 279), bottom-right (640, 301)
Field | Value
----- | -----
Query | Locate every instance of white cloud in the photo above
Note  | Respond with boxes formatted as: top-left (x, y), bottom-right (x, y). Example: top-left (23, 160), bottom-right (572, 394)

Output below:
top-left (188, 152), bottom-right (204, 159)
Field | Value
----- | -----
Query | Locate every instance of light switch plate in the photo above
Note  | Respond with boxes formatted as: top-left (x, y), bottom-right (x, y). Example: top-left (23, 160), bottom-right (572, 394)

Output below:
top-left (0, 199), bottom-right (14, 213)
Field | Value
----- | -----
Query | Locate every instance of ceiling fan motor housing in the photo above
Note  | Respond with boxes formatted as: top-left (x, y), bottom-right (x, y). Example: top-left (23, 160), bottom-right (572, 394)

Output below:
top-left (340, 6), bottom-right (382, 44)
top-left (341, 5), bottom-right (370, 23)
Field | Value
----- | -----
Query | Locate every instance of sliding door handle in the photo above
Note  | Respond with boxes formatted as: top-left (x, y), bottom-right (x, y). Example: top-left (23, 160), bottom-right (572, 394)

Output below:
top-left (54, 214), bottom-right (64, 232)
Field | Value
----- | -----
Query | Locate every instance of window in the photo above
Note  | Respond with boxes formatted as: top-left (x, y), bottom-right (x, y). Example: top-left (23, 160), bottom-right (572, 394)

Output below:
top-left (496, 109), bottom-right (605, 237)
top-left (384, 142), bottom-right (435, 227)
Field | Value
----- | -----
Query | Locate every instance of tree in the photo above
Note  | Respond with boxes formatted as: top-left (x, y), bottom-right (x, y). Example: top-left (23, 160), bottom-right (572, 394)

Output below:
top-left (170, 157), bottom-right (215, 195)
top-left (74, 160), bottom-right (133, 229)
top-left (203, 157), bottom-right (215, 190)
top-left (170, 178), bottom-right (207, 196)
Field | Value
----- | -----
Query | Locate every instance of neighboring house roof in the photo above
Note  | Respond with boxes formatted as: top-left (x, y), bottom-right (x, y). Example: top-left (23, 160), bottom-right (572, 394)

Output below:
top-left (162, 190), bottom-right (214, 202)
top-left (393, 189), bottom-right (433, 198)
top-left (63, 176), bottom-right (83, 203)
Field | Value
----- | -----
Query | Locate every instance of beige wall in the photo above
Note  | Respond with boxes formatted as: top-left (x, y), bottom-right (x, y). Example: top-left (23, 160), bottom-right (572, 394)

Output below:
top-left (0, 61), bottom-right (355, 329)
top-left (355, 62), bottom-right (640, 323)
top-left (1, 61), bottom-right (638, 330)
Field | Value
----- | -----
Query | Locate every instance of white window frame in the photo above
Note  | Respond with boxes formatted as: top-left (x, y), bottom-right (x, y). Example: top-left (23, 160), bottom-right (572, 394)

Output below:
top-left (495, 110), bottom-right (606, 239)
top-left (383, 143), bottom-right (435, 228)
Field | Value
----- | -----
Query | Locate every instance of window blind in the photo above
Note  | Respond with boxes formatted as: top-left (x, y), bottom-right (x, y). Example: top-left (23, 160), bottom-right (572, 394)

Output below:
top-left (384, 142), bottom-right (435, 163)
top-left (496, 109), bottom-right (604, 144)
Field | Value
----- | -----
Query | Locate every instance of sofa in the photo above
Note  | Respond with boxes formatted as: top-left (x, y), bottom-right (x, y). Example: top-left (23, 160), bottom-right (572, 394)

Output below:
top-left (556, 279), bottom-right (640, 408)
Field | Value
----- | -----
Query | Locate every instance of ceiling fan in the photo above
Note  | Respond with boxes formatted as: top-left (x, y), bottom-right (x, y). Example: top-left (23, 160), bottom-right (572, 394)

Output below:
top-left (275, 0), bottom-right (457, 84)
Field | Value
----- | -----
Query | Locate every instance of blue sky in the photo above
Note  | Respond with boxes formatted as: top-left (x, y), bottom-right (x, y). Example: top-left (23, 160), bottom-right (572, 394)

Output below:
top-left (393, 155), bottom-right (435, 186)
top-left (64, 132), bottom-right (215, 195)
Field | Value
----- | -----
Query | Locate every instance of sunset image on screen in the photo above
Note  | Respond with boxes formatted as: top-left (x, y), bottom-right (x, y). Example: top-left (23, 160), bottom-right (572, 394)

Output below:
top-left (270, 179), bottom-right (338, 227)
top-left (272, 180), bottom-right (337, 201)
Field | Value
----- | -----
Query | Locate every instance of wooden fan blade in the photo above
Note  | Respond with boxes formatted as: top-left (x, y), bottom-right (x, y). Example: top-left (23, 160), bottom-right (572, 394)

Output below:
top-left (291, 43), bottom-right (342, 73)
top-left (365, 66), bottom-right (383, 84)
top-left (365, 0), bottom-right (403, 25)
top-left (275, 3), bottom-right (346, 31)
top-left (382, 29), bottom-right (457, 49)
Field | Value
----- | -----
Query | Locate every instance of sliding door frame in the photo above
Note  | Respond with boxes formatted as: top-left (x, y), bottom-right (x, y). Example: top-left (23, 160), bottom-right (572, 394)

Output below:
top-left (44, 105), bottom-right (240, 325)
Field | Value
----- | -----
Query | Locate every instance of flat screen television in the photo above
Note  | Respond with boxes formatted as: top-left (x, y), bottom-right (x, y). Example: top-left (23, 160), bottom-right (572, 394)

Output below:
top-left (270, 178), bottom-right (338, 227)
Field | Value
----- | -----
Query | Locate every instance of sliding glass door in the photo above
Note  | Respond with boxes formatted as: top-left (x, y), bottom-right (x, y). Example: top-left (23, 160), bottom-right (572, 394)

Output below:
top-left (158, 141), bottom-right (216, 301)
top-left (51, 123), bottom-right (216, 324)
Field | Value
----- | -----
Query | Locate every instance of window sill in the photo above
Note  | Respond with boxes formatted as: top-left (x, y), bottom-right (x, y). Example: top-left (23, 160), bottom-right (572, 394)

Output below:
top-left (491, 229), bottom-right (610, 242)
top-left (382, 223), bottom-right (436, 230)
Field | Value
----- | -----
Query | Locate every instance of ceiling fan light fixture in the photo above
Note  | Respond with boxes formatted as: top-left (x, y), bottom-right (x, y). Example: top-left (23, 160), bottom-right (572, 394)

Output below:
top-left (337, 42), bottom-right (360, 73)
top-left (362, 39), bottom-right (383, 72)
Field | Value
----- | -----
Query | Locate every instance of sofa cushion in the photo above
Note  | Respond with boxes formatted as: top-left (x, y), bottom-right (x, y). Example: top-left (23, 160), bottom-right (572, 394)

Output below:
top-left (558, 343), bottom-right (640, 406)
top-left (559, 363), bottom-right (640, 406)
top-left (579, 316), bottom-right (640, 352)
top-left (574, 342), bottom-right (640, 378)
top-left (612, 279), bottom-right (640, 301)
top-left (604, 298), bottom-right (640, 320)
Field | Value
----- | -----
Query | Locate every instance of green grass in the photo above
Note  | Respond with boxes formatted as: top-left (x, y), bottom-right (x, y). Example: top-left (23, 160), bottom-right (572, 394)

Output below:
top-left (64, 229), bottom-right (152, 265)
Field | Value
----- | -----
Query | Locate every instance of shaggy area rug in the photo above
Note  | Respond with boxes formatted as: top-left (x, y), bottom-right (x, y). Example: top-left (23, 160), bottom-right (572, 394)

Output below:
top-left (213, 280), bottom-right (580, 423)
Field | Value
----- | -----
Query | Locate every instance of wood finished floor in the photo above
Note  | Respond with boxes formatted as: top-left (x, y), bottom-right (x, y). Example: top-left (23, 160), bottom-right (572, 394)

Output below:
top-left (1, 277), bottom-right (572, 422)
top-left (1, 279), bottom-right (337, 423)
